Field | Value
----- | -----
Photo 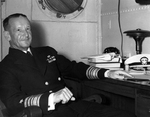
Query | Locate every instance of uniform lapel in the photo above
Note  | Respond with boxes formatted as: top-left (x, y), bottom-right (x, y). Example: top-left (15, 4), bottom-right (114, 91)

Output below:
top-left (30, 48), bottom-right (47, 75)
top-left (9, 47), bottom-right (48, 75)
top-left (14, 51), bottom-right (39, 70)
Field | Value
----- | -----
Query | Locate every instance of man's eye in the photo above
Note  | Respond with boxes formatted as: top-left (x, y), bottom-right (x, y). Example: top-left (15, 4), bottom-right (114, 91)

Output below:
top-left (27, 29), bottom-right (30, 31)
top-left (26, 28), bottom-right (31, 31)
top-left (17, 29), bottom-right (21, 32)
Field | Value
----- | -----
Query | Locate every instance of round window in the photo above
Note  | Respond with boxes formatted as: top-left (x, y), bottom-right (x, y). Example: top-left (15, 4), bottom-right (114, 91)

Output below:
top-left (37, 0), bottom-right (87, 20)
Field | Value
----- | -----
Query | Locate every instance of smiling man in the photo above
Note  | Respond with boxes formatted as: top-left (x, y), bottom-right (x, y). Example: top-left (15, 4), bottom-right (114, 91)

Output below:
top-left (3, 14), bottom-right (32, 52)
top-left (0, 13), bottom-right (136, 117)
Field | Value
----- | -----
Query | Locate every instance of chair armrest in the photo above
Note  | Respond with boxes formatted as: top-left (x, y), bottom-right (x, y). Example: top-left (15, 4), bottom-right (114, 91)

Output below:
top-left (83, 94), bottom-right (107, 104)
top-left (15, 106), bottom-right (42, 117)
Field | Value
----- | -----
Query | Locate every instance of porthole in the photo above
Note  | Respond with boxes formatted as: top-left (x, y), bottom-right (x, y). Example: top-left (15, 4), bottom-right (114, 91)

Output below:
top-left (36, 0), bottom-right (87, 20)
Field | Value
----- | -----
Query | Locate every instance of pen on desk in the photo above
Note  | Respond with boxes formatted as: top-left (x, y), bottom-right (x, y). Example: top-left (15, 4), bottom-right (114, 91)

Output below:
top-left (126, 78), bottom-right (150, 82)
top-left (122, 74), bottom-right (150, 82)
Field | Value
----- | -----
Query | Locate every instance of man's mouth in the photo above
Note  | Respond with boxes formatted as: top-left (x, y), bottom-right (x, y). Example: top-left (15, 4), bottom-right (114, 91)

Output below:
top-left (20, 37), bottom-right (30, 41)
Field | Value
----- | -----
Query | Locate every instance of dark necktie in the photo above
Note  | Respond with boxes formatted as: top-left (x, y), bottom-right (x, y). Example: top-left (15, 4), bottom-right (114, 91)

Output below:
top-left (26, 51), bottom-right (37, 67)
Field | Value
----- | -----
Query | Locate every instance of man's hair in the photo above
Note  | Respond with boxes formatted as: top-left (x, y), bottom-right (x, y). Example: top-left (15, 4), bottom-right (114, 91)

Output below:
top-left (3, 13), bottom-right (28, 31)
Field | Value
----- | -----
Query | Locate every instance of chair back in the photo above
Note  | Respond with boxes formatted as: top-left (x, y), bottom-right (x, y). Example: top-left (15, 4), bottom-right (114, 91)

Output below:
top-left (0, 99), bottom-right (10, 117)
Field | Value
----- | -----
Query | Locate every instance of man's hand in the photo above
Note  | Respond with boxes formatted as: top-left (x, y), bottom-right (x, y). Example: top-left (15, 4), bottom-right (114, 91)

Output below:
top-left (107, 70), bottom-right (134, 80)
top-left (53, 87), bottom-right (75, 104)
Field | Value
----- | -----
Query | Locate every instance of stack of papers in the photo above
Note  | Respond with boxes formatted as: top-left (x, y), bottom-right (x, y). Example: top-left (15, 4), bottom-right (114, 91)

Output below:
top-left (82, 53), bottom-right (122, 69)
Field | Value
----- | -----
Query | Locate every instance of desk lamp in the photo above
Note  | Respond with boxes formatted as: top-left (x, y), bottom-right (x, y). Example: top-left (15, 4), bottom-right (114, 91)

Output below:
top-left (124, 29), bottom-right (150, 54)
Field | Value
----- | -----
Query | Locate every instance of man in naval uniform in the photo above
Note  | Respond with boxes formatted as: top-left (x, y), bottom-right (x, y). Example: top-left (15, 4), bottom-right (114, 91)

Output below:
top-left (0, 13), bottom-right (136, 117)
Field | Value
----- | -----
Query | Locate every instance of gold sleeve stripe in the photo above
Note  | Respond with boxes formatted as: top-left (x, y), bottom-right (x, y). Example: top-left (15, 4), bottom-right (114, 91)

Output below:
top-left (24, 94), bottom-right (43, 107)
top-left (37, 94), bottom-right (41, 106)
top-left (86, 66), bottom-right (100, 79)
top-left (24, 96), bottom-right (29, 107)
top-left (31, 96), bottom-right (34, 106)
top-left (27, 96), bottom-right (32, 106)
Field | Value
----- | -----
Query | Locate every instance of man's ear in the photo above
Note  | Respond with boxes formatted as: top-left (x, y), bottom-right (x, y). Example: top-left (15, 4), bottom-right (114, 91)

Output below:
top-left (4, 31), bottom-right (11, 41)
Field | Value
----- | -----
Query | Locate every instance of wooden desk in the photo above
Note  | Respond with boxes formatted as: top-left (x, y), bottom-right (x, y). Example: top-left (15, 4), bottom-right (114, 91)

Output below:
top-left (82, 78), bottom-right (150, 117)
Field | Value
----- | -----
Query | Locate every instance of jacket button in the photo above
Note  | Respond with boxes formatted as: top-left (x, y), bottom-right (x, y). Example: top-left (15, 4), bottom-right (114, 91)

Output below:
top-left (45, 82), bottom-right (49, 85)
top-left (58, 77), bottom-right (61, 81)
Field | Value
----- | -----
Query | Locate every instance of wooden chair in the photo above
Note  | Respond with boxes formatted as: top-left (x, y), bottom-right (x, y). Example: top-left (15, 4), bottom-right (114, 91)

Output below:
top-left (0, 99), bottom-right (42, 117)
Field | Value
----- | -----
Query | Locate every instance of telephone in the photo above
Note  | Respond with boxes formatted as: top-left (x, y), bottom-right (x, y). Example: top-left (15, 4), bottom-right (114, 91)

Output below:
top-left (124, 54), bottom-right (150, 75)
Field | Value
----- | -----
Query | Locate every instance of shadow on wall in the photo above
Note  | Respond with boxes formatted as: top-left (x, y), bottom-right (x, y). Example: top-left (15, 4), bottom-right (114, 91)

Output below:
top-left (31, 22), bottom-right (46, 47)
top-left (30, 21), bottom-right (71, 60)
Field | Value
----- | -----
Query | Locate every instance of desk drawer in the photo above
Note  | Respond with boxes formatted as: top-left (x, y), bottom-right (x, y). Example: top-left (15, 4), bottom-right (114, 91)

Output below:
top-left (136, 94), bottom-right (150, 117)
top-left (84, 80), bottom-right (135, 98)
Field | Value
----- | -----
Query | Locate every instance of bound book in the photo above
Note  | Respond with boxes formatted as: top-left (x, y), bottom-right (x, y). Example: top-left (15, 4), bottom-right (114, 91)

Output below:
top-left (89, 62), bottom-right (121, 68)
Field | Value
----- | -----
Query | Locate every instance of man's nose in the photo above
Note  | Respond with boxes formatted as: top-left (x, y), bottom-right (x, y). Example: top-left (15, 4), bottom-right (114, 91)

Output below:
top-left (22, 30), bottom-right (28, 36)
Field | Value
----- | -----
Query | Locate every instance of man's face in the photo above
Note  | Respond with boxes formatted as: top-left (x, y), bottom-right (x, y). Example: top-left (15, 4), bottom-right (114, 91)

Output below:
top-left (6, 16), bottom-right (32, 51)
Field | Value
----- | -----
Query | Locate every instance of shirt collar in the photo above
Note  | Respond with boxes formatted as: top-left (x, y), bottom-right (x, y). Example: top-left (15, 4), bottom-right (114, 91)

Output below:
top-left (23, 48), bottom-right (32, 54)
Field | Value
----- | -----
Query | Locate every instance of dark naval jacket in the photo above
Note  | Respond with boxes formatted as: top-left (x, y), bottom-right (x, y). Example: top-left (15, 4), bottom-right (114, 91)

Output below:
top-left (0, 46), bottom-right (107, 115)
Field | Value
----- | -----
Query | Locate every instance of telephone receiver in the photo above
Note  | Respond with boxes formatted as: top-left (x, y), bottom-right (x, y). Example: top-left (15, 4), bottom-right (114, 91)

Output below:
top-left (124, 54), bottom-right (150, 75)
